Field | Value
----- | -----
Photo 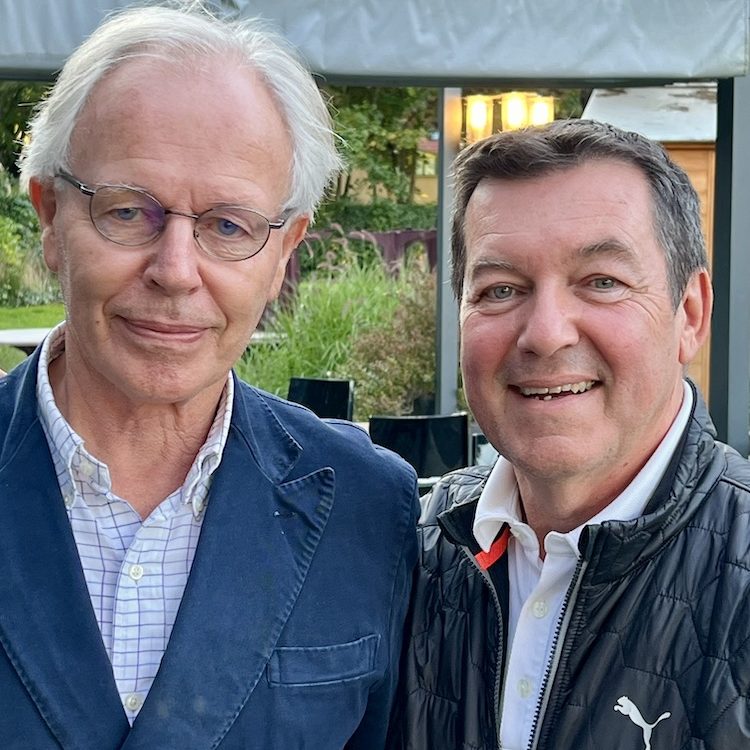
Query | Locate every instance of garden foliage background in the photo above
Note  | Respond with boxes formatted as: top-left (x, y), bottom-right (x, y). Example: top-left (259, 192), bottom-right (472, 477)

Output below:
top-left (0, 83), bottom-right (442, 419)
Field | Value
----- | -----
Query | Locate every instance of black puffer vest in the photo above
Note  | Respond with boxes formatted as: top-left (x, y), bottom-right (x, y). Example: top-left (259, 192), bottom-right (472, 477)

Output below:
top-left (388, 385), bottom-right (750, 750)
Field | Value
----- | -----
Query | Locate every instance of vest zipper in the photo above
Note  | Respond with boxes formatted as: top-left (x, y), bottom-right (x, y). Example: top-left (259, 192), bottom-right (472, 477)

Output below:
top-left (525, 556), bottom-right (589, 750)
top-left (459, 544), bottom-right (505, 750)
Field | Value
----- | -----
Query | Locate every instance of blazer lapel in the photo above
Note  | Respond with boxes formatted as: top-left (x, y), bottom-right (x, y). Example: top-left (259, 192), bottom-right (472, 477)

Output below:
top-left (0, 359), bottom-right (128, 749)
top-left (125, 385), bottom-right (335, 749)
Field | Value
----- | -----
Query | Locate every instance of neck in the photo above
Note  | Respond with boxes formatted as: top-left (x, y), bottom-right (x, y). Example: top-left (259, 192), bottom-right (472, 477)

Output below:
top-left (49, 354), bottom-right (224, 518)
top-left (515, 467), bottom-right (636, 556)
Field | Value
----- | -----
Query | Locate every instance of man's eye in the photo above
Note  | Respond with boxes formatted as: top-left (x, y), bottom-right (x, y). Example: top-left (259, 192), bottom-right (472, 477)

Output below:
top-left (488, 285), bottom-right (514, 300)
top-left (210, 217), bottom-right (248, 238)
top-left (113, 207), bottom-right (140, 221)
top-left (592, 277), bottom-right (617, 289)
top-left (218, 218), bottom-right (241, 236)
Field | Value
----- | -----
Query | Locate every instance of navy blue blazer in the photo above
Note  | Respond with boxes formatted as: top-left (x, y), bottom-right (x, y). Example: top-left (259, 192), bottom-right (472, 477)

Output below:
top-left (0, 353), bottom-right (419, 749)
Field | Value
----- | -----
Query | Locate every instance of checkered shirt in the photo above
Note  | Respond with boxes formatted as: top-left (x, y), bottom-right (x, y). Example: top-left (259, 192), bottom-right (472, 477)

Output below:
top-left (36, 323), bottom-right (233, 724)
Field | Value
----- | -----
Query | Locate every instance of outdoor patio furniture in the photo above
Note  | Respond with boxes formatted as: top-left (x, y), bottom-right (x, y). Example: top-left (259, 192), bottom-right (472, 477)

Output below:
top-left (287, 376), bottom-right (355, 420)
top-left (368, 412), bottom-right (470, 489)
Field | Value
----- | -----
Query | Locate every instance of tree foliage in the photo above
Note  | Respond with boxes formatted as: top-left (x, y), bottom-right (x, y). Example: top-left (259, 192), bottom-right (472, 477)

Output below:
top-left (325, 86), bottom-right (437, 204)
top-left (0, 82), bottom-right (50, 175)
top-left (324, 85), bottom-right (587, 206)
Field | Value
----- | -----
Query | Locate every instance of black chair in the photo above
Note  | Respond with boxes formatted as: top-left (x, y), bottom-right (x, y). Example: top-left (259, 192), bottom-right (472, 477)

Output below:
top-left (368, 413), bottom-right (470, 484)
top-left (287, 377), bottom-right (354, 420)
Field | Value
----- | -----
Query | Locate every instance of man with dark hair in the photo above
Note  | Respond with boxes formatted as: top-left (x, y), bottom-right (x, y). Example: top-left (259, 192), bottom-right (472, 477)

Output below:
top-left (388, 120), bottom-right (750, 749)
top-left (0, 4), bottom-right (418, 748)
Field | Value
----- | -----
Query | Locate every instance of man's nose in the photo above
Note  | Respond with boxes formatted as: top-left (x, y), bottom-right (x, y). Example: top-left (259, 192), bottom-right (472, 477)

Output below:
top-left (142, 215), bottom-right (203, 294)
top-left (516, 286), bottom-right (580, 357)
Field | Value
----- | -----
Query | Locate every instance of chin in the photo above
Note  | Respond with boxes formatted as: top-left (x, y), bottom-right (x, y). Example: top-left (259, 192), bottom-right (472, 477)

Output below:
top-left (115, 365), bottom-right (210, 405)
top-left (503, 435), bottom-right (599, 477)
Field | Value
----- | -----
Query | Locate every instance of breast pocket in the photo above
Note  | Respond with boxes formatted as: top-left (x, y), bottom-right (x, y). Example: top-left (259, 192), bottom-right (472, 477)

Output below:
top-left (267, 634), bottom-right (380, 687)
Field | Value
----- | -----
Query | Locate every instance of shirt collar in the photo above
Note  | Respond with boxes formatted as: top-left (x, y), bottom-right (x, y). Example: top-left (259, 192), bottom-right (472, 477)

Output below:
top-left (37, 322), bottom-right (81, 474)
top-left (473, 381), bottom-right (694, 557)
top-left (36, 322), bottom-right (234, 518)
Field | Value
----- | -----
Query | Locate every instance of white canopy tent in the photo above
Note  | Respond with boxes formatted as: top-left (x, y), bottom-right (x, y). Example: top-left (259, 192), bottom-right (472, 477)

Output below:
top-left (1, 0), bottom-right (748, 453)
top-left (1, 1), bottom-right (747, 82)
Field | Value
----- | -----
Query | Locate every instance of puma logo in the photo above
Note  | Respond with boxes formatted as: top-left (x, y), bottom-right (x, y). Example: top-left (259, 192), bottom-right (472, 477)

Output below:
top-left (614, 696), bottom-right (671, 750)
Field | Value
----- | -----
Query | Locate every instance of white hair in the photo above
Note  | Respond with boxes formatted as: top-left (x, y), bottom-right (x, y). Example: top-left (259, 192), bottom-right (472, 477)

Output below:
top-left (19, 2), bottom-right (341, 219)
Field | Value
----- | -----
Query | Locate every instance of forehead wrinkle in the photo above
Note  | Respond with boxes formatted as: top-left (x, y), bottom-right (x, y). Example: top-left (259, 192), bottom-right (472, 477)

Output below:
top-left (578, 238), bottom-right (642, 270)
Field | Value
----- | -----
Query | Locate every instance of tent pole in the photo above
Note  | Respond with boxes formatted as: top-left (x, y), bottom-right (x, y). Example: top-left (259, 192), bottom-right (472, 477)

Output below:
top-left (710, 77), bottom-right (750, 456)
top-left (435, 87), bottom-right (461, 415)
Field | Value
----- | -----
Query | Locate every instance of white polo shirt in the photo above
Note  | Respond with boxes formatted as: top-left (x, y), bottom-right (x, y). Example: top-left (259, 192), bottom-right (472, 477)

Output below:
top-left (472, 381), bottom-right (693, 750)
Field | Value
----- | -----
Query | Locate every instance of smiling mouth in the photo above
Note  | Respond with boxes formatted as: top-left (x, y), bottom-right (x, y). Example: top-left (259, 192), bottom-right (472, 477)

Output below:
top-left (122, 317), bottom-right (205, 334)
top-left (516, 380), bottom-right (598, 401)
top-left (119, 318), bottom-right (210, 344)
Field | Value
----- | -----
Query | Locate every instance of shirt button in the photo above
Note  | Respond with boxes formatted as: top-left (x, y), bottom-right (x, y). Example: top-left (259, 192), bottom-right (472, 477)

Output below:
top-left (80, 461), bottom-right (95, 478)
top-left (124, 693), bottom-right (143, 712)
top-left (128, 564), bottom-right (145, 581)
top-left (517, 678), bottom-right (533, 699)
top-left (532, 600), bottom-right (549, 618)
top-left (194, 497), bottom-right (205, 514)
top-left (63, 492), bottom-right (75, 509)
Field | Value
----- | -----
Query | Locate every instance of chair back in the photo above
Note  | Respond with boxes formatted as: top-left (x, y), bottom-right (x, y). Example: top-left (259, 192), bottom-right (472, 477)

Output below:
top-left (368, 413), bottom-right (470, 478)
top-left (287, 377), bottom-right (354, 420)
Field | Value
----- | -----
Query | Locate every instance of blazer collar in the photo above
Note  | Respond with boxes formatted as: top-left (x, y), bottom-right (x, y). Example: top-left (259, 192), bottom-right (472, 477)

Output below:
top-left (124, 377), bottom-right (335, 748)
top-left (222, 373), bottom-right (303, 484)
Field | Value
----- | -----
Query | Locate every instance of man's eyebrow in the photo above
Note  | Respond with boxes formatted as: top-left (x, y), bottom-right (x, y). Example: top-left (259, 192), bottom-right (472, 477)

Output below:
top-left (465, 238), bottom-right (640, 285)
top-left (578, 238), bottom-right (638, 263)
top-left (465, 257), bottom-right (518, 282)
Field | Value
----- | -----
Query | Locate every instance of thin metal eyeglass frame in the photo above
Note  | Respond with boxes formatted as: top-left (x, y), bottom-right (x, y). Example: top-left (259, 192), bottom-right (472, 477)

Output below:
top-left (54, 169), bottom-right (288, 261)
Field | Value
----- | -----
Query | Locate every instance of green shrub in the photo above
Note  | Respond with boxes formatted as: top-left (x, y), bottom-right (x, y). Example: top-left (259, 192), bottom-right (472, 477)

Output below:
top-left (236, 257), bottom-right (408, 401)
top-left (0, 170), bottom-right (37, 234)
top-left (0, 215), bottom-right (24, 306)
top-left (0, 171), bottom-right (59, 305)
top-left (236, 254), bottom-right (437, 420)
top-left (298, 223), bottom-right (382, 276)
top-left (337, 267), bottom-right (435, 418)
top-left (315, 197), bottom-right (436, 232)
top-left (16, 243), bottom-right (60, 305)
top-left (0, 192), bottom-right (38, 244)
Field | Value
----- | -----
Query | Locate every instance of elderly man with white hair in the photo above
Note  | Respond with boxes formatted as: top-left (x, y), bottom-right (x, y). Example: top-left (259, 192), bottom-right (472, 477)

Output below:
top-left (0, 4), bottom-right (418, 748)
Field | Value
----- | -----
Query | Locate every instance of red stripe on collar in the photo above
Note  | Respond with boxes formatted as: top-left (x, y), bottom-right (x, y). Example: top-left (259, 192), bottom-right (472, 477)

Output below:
top-left (475, 527), bottom-right (510, 570)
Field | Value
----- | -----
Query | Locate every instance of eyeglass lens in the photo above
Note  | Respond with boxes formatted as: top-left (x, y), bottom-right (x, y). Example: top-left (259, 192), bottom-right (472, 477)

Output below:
top-left (89, 186), bottom-right (272, 260)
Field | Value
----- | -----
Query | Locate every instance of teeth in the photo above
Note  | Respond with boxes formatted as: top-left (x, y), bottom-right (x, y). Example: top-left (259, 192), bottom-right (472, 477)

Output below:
top-left (519, 380), bottom-right (596, 397)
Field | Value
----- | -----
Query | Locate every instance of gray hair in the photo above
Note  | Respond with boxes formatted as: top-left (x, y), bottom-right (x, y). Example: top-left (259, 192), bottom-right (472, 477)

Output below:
top-left (451, 119), bottom-right (707, 308)
top-left (19, 2), bottom-right (342, 219)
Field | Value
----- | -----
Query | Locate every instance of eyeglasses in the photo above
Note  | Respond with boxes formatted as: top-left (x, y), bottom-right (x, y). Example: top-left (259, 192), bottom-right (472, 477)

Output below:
top-left (55, 170), bottom-right (288, 262)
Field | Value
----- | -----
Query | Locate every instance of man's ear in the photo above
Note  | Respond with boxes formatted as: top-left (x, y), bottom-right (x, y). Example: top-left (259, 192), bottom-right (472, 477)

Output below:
top-left (29, 177), bottom-right (61, 273)
top-left (269, 214), bottom-right (309, 301)
top-left (678, 268), bottom-right (713, 365)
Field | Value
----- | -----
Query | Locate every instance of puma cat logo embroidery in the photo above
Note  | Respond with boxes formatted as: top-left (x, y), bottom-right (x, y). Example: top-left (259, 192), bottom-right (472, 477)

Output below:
top-left (614, 696), bottom-right (671, 750)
